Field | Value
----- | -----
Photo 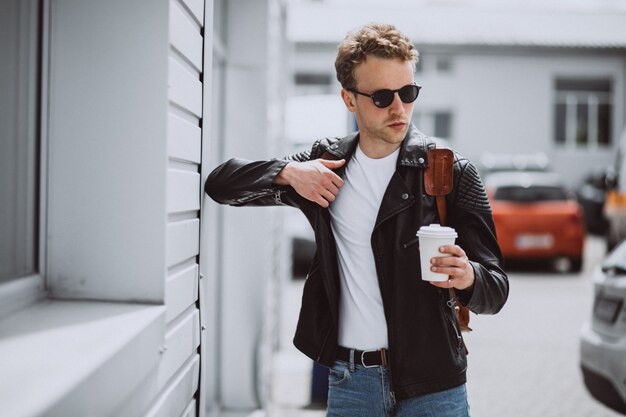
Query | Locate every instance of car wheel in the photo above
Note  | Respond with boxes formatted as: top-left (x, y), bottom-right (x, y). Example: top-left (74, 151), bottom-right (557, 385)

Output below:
top-left (570, 257), bottom-right (583, 272)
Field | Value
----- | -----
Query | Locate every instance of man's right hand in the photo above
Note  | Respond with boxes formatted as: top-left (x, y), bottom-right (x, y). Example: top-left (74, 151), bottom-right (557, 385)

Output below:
top-left (274, 159), bottom-right (346, 208)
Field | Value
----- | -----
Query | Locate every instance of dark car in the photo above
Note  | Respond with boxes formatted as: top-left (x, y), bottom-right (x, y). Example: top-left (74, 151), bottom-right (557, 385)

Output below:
top-left (576, 168), bottom-right (615, 236)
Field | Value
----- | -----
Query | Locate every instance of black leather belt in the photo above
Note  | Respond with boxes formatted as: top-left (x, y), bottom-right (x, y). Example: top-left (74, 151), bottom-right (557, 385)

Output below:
top-left (336, 346), bottom-right (389, 368)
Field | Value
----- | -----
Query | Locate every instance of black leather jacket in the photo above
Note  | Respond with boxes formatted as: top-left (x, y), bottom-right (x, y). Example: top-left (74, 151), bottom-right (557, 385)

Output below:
top-left (205, 125), bottom-right (508, 400)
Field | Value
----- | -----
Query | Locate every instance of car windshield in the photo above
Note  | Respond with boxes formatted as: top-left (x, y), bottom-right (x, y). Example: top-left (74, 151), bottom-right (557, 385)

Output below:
top-left (494, 185), bottom-right (568, 202)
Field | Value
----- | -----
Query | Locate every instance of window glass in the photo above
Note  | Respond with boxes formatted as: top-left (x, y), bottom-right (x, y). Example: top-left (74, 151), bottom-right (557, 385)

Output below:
top-left (554, 78), bottom-right (612, 147)
top-left (576, 102), bottom-right (588, 145)
top-left (433, 112), bottom-right (452, 139)
top-left (412, 110), bottom-right (454, 140)
top-left (0, 0), bottom-right (40, 283)
top-left (294, 73), bottom-right (332, 86)
top-left (436, 57), bottom-right (452, 73)
top-left (598, 104), bottom-right (611, 146)
top-left (556, 79), bottom-right (611, 92)
top-left (555, 103), bottom-right (566, 144)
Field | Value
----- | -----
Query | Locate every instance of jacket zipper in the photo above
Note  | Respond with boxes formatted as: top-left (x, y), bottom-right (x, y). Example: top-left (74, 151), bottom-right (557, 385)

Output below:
top-left (316, 326), bottom-right (331, 362)
top-left (370, 184), bottom-right (416, 398)
top-left (274, 189), bottom-right (283, 204)
top-left (440, 291), bottom-right (463, 351)
top-left (402, 236), bottom-right (419, 249)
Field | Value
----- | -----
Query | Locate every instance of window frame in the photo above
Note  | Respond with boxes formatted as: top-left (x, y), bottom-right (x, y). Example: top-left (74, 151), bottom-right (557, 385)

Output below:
top-left (554, 78), bottom-right (613, 149)
top-left (0, 0), bottom-right (48, 319)
top-left (412, 109), bottom-right (455, 141)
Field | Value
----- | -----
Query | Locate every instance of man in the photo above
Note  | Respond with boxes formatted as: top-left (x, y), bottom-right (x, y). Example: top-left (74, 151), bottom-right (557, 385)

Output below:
top-left (206, 23), bottom-right (508, 417)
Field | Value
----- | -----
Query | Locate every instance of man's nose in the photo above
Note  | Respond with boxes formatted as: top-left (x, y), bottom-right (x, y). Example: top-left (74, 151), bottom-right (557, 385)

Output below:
top-left (388, 92), bottom-right (405, 114)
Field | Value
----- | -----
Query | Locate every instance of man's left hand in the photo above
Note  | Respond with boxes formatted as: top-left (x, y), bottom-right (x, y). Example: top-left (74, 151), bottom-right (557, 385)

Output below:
top-left (429, 245), bottom-right (475, 290)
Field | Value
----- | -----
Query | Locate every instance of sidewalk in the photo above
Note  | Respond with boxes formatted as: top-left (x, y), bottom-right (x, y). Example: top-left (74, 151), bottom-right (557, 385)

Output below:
top-left (268, 276), bottom-right (325, 417)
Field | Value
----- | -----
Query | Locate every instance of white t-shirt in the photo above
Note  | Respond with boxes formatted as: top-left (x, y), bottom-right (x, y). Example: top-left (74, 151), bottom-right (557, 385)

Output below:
top-left (329, 144), bottom-right (400, 350)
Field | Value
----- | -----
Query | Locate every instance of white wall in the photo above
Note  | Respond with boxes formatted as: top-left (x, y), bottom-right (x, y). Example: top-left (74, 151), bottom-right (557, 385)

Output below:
top-left (432, 51), bottom-right (623, 185)
top-left (46, 0), bottom-right (169, 301)
top-left (209, 0), bottom-right (286, 410)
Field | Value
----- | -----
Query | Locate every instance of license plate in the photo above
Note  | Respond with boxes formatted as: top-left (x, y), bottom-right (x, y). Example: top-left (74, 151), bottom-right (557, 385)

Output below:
top-left (594, 296), bottom-right (622, 324)
top-left (515, 234), bottom-right (554, 250)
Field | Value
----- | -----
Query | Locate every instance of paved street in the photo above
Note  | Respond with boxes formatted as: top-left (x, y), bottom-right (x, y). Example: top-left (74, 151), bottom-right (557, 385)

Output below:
top-left (465, 236), bottom-right (621, 417)
top-left (270, 236), bottom-right (622, 416)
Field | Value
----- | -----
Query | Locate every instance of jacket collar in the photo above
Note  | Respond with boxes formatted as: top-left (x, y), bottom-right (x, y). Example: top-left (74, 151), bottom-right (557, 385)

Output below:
top-left (325, 124), bottom-right (431, 168)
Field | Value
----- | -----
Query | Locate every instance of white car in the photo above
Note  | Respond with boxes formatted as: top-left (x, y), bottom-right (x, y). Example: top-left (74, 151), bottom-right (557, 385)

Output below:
top-left (580, 240), bottom-right (626, 414)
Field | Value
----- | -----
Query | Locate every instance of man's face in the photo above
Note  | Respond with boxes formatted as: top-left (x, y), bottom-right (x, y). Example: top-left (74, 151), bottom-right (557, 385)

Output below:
top-left (342, 56), bottom-right (415, 150)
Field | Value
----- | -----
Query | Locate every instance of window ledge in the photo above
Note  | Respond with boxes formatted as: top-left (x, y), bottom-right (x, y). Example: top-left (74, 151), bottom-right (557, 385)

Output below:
top-left (0, 299), bottom-right (165, 417)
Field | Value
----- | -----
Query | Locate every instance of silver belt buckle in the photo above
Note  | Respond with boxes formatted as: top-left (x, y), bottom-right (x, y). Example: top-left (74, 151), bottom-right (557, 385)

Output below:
top-left (361, 350), bottom-right (377, 368)
top-left (361, 349), bottom-right (387, 368)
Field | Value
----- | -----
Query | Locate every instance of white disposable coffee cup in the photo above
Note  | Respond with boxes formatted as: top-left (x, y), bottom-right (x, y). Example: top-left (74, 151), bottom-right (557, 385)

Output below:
top-left (417, 224), bottom-right (458, 282)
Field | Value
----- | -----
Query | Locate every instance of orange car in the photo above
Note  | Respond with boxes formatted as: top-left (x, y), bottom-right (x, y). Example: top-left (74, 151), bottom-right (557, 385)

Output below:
top-left (485, 171), bottom-right (586, 271)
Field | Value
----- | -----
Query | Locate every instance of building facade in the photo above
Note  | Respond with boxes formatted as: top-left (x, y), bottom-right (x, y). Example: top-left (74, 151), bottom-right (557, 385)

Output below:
top-left (286, 1), bottom-right (626, 187)
top-left (0, 0), bottom-right (286, 416)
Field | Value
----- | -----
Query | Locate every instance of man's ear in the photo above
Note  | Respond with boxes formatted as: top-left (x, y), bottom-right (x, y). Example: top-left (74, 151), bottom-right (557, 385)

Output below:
top-left (341, 88), bottom-right (356, 113)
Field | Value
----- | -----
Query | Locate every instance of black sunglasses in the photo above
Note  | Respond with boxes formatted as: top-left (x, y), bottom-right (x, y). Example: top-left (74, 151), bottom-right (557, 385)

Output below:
top-left (348, 83), bottom-right (421, 108)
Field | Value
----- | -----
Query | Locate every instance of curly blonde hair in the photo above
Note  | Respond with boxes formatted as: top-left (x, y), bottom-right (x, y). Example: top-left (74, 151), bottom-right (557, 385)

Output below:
top-left (335, 23), bottom-right (418, 90)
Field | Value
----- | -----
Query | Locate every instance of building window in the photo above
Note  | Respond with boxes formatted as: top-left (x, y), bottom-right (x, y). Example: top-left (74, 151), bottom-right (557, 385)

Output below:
top-left (436, 57), bottom-right (453, 73)
top-left (294, 73), bottom-right (332, 86)
top-left (433, 112), bottom-right (452, 139)
top-left (293, 71), bottom-right (333, 95)
top-left (0, 0), bottom-right (41, 284)
top-left (413, 111), bottom-right (454, 140)
top-left (554, 78), bottom-right (612, 147)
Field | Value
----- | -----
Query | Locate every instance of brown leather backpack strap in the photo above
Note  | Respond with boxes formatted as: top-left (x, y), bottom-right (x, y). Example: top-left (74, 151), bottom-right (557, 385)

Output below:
top-left (424, 148), bottom-right (454, 224)
top-left (425, 147), bottom-right (473, 335)
top-left (424, 149), bottom-right (454, 195)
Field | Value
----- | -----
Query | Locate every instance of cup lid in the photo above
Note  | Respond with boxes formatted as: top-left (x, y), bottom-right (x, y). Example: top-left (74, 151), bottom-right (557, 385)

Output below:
top-left (417, 223), bottom-right (457, 238)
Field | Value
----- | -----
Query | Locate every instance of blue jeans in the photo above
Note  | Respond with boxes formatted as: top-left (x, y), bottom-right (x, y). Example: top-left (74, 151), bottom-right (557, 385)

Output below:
top-left (327, 359), bottom-right (470, 417)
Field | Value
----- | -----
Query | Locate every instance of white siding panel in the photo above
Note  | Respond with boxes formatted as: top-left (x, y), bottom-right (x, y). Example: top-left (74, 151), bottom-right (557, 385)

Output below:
top-left (170, 0), bottom-right (203, 72)
top-left (179, 0), bottom-right (204, 26)
top-left (168, 114), bottom-right (201, 163)
top-left (165, 264), bottom-right (198, 322)
top-left (169, 57), bottom-right (202, 117)
top-left (165, 0), bottom-right (204, 415)
top-left (159, 309), bottom-right (200, 388)
top-left (167, 219), bottom-right (200, 267)
top-left (167, 169), bottom-right (200, 214)
top-left (143, 355), bottom-right (200, 417)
